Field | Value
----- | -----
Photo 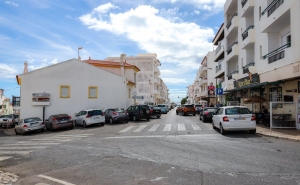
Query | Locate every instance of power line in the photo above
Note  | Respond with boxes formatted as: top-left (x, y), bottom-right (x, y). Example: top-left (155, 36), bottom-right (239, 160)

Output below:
top-left (2, 87), bottom-right (20, 91)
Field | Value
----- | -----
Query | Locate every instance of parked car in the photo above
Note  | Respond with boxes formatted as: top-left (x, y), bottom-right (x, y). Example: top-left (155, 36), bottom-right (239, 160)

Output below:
top-left (156, 104), bottom-right (168, 114)
top-left (176, 104), bottom-right (196, 116)
top-left (104, 108), bottom-right (129, 123)
top-left (0, 114), bottom-right (15, 128)
top-left (15, 117), bottom-right (45, 135)
top-left (12, 114), bottom-right (19, 123)
top-left (74, 109), bottom-right (105, 127)
top-left (212, 106), bottom-right (256, 135)
top-left (126, 105), bottom-right (150, 121)
top-left (148, 106), bottom-right (161, 118)
top-left (199, 107), bottom-right (218, 122)
top-left (45, 114), bottom-right (73, 131)
top-left (194, 104), bottom-right (202, 115)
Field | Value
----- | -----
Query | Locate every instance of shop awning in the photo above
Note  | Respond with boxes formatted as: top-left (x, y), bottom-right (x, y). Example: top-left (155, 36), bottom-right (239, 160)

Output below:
top-left (224, 82), bottom-right (268, 92)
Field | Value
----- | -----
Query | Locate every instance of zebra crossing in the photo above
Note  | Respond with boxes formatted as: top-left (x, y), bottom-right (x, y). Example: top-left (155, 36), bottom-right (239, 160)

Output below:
top-left (118, 123), bottom-right (213, 133)
top-left (0, 133), bottom-right (93, 162)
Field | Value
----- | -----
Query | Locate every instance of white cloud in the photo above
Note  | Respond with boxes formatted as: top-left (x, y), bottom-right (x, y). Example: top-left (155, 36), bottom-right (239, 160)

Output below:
top-left (0, 63), bottom-right (18, 78)
top-left (160, 69), bottom-right (176, 75)
top-left (79, 4), bottom-right (214, 71)
top-left (162, 78), bottom-right (188, 84)
top-left (93, 3), bottom-right (119, 14)
top-left (5, 1), bottom-right (18, 7)
top-left (192, 10), bottom-right (200, 15)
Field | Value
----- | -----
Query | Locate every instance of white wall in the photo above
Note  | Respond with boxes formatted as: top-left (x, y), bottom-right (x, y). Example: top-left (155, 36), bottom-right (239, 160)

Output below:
top-left (18, 59), bottom-right (128, 120)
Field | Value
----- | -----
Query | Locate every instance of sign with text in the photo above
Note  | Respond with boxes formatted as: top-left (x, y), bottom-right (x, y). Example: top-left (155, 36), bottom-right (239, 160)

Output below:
top-left (234, 73), bottom-right (260, 88)
top-left (132, 95), bottom-right (144, 99)
top-left (32, 93), bottom-right (50, 106)
top-left (208, 84), bottom-right (215, 97)
top-left (216, 88), bottom-right (223, 95)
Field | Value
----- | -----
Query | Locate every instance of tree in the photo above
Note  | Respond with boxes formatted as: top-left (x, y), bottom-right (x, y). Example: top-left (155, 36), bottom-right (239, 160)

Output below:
top-left (181, 97), bottom-right (187, 105)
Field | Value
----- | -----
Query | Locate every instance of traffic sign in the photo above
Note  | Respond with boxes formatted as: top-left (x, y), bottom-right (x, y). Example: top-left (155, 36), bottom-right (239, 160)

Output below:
top-left (216, 88), bottom-right (223, 95)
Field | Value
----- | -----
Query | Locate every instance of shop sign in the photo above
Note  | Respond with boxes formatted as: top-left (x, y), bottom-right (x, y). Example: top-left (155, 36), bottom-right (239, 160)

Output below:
top-left (208, 82), bottom-right (215, 97)
top-left (234, 73), bottom-right (260, 88)
top-left (32, 93), bottom-right (50, 102)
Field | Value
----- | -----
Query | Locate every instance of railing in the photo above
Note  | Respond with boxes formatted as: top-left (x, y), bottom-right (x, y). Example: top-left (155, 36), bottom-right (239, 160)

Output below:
top-left (241, 0), bottom-right (248, 8)
top-left (261, 43), bottom-right (291, 63)
top-left (261, 0), bottom-right (284, 17)
top-left (215, 41), bottom-right (223, 55)
top-left (226, 13), bottom-right (238, 29)
top-left (226, 41), bottom-right (238, 55)
top-left (242, 62), bottom-right (255, 74)
top-left (242, 25), bottom-right (254, 40)
top-left (227, 70), bottom-right (238, 80)
top-left (12, 101), bottom-right (20, 106)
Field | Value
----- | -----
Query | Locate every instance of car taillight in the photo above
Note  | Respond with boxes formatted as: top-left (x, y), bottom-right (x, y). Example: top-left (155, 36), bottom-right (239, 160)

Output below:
top-left (113, 112), bottom-right (117, 115)
top-left (69, 116), bottom-right (72, 119)
top-left (205, 112), bottom-right (209, 116)
top-left (42, 122), bottom-right (44, 125)
top-left (223, 116), bottom-right (229, 122)
top-left (101, 113), bottom-right (104, 116)
top-left (251, 116), bottom-right (256, 121)
top-left (23, 125), bottom-right (27, 128)
top-left (86, 115), bottom-right (92, 118)
top-left (126, 111), bottom-right (128, 115)
top-left (52, 118), bottom-right (57, 121)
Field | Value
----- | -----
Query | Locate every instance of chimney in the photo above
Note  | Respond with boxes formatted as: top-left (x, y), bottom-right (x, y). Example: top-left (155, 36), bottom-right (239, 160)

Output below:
top-left (120, 54), bottom-right (126, 77)
top-left (24, 61), bottom-right (28, 73)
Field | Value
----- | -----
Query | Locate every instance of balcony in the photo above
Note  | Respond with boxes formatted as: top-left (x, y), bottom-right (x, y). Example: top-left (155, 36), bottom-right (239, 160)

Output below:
top-left (241, 0), bottom-right (255, 17)
top-left (227, 70), bottom-right (238, 80)
top-left (226, 42), bottom-right (239, 62)
top-left (261, 0), bottom-right (290, 33)
top-left (200, 91), bottom-right (208, 97)
top-left (152, 78), bottom-right (160, 84)
top-left (241, 25), bottom-right (255, 49)
top-left (226, 13), bottom-right (238, 38)
top-left (242, 62), bottom-right (255, 74)
top-left (262, 43), bottom-right (291, 64)
top-left (154, 66), bottom-right (160, 74)
top-left (199, 65), bottom-right (208, 75)
top-left (215, 40), bottom-right (225, 60)
top-left (153, 89), bottom-right (159, 95)
top-left (224, 0), bottom-right (237, 14)
top-left (199, 78), bottom-right (208, 86)
top-left (215, 59), bottom-right (225, 78)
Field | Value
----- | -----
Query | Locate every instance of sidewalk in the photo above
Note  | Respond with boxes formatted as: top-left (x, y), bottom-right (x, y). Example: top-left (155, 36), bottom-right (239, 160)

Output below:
top-left (256, 125), bottom-right (300, 142)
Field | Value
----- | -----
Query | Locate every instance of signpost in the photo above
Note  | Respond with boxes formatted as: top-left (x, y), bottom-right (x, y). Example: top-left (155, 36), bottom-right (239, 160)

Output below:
top-left (216, 88), bottom-right (223, 95)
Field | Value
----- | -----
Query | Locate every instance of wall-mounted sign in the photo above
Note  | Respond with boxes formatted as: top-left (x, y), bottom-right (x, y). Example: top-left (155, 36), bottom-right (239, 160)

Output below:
top-left (234, 73), bottom-right (260, 88)
top-left (216, 88), bottom-right (223, 95)
top-left (32, 93), bottom-right (50, 106)
top-left (208, 82), bottom-right (215, 97)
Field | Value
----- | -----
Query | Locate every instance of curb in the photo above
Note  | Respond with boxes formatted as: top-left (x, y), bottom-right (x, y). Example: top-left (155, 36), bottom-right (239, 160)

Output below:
top-left (257, 132), bottom-right (300, 142)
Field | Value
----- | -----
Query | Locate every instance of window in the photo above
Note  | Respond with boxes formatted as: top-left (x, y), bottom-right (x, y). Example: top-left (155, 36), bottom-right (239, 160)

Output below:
top-left (259, 6), bottom-right (261, 20)
top-left (60, 85), bottom-right (70, 98)
top-left (128, 89), bottom-right (131, 98)
top-left (260, 46), bottom-right (262, 58)
top-left (88, 86), bottom-right (98, 99)
top-left (287, 35), bottom-right (291, 45)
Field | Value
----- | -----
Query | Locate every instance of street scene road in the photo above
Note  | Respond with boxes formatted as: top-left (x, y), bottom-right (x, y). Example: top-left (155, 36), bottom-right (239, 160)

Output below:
top-left (1, 109), bottom-right (300, 185)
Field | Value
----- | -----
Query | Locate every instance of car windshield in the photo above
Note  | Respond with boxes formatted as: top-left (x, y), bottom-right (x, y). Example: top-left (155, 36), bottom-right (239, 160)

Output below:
top-left (225, 107), bottom-right (251, 115)
top-left (195, 105), bottom-right (202, 107)
top-left (1, 115), bottom-right (12, 118)
top-left (157, 105), bottom-right (166, 107)
top-left (24, 117), bottom-right (41, 123)
top-left (205, 108), bottom-right (218, 112)
top-left (184, 105), bottom-right (194, 108)
top-left (88, 110), bottom-right (103, 116)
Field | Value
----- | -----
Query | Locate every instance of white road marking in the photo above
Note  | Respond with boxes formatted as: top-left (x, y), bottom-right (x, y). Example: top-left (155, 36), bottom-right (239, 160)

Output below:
top-left (8, 142), bottom-right (61, 146)
top-left (105, 134), bottom-right (218, 139)
top-left (0, 151), bottom-right (33, 155)
top-left (178, 124), bottom-right (186, 131)
top-left (133, 125), bottom-right (147, 132)
top-left (52, 135), bottom-right (88, 138)
top-left (0, 156), bottom-right (13, 161)
top-left (163, 124), bottom-right (172, 131)
top-left (30, 139), bottom-right (72, 142)
top-left (191, 124), bottom-right (202, 131)
top-left (148, 124), bottom-right (160, 132)
top-left (119, 126), bottom-right (135, 133)
top-left (35, 183), bottom-right (51, 185)
top-left (37, 175), bottom-right (75, 185)
top-left (203, 123), bottom-right (213, 130)
top-left (0, 146), bottom-right (47, 150)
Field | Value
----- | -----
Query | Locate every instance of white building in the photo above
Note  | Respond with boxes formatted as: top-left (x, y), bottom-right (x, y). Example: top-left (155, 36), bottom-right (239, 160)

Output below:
top-left (16, 58), bottom-right (137, 120)
top-left (105, 53), bottom-right (169, 105)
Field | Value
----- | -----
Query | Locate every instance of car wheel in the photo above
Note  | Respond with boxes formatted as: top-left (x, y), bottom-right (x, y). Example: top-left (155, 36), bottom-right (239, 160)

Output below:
top-left (193, 113), bottom-right (196, 116)
top-left (109, 117), bottom-right (114, 124)
top-left (74, 120), bottom-right (77, 126)
top-left (203, 117), bottom-right (206, 123)
top-left (40, 129), bottom-right (44, 132)
top-left (176, 111), bottom-right (178, 115)
top-left (147, 117), bottom-right (150, 121)
top-left (70, 125), bottom-right (73, 129)
top-left (199, 115), bottom-right (202, 120)
top-left (212, 121), bottom-right (216, 130)
top-left (21, 130), bottom-right (25, 136)
top-left (220, 124), bottom-right (226, 135)
top-left (249, 129), bottom-right (256, 134)
top-left (83, 121), bottom-right (87, 128)
top-left (156, 116), bottom-right (160, 118)
top-left (50, 124), bottom-right (54, 132)
top-left (133, 115), bottom-right (137, 121)
top-left (125, 119), bottom-right (129, 123)
top-left (15, 129), bottom-right (18, 135)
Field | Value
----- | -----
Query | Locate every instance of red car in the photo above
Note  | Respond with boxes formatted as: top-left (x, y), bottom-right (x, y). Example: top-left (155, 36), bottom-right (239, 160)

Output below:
top-left (148, 106), bottom-right (162, 118)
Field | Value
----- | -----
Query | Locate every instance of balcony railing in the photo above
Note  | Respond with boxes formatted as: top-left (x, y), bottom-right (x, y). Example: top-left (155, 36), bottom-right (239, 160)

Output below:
top-left (261, 0), bottom-right (284, 17)
top-left (226, 41), bottom-right (238, 55)
top-left (242, 25), bottom-right (254, 40)
top-left (215, 41), bottom-right (223, 55)
top-left (241, 0), bottom-right (248, 8)
top-left (227, 70), bottom-right (238, 80)
top-left (226, 13), bottom-right (238, 30)
top-left (262, 42), bottom-right (291, 63)
top-left (242, 62), bottom-right (255, 74)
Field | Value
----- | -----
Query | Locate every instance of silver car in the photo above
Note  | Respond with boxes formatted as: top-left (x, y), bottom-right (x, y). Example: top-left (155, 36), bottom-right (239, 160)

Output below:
top-left (104, 108), bottom-right (129, 123)
top-left (15, 117), bottom-right (45, 135)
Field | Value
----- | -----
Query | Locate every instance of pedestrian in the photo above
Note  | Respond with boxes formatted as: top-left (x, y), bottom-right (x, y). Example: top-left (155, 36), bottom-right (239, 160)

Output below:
top-left (210, 103), bottom-right (214, 107)
top-left (216, 101), bottom-right (221, 108)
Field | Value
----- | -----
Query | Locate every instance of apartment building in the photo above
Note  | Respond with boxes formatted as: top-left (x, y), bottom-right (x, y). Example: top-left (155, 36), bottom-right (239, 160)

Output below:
top-left (222, 0), bottom-right (300, 129)
top-left (105, 53), bottom-right (169, 105)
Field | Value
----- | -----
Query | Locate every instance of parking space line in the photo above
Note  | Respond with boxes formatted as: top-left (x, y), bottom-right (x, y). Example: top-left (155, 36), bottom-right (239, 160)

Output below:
top-left (133, 125), bottom-right (147, 132)
top-left (0, 151), bottom-right (33, 155)
top-left (178, 124), bottom-right (186, 131)
top-left (8, 142), bottom-right (61, 146)
top-left (0, 146), bottom-right (47, 150)
top-left (37, 175), bottom-right (75, 185)
top-left (163, 124), bottom-right (172, 131)
top-left (0, 156), bottom-right (13, 161)
top-left (119, 126), bottom-right (135, 133)
top-left (148, 124), bottom-right (160, 132)
top-left (191, 124), bottom-right (202, 130)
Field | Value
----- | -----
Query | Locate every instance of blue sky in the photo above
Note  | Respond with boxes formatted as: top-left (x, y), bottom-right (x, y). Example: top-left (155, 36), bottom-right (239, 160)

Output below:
top-left (0, 0), bottom-right (225, 103)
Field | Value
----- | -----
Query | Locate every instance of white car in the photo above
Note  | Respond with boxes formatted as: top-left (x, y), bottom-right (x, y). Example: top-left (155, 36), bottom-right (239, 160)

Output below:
top-left (74, 109), bottom-right (105, 128)
top-left (212, 106), bottom-right (256, 135)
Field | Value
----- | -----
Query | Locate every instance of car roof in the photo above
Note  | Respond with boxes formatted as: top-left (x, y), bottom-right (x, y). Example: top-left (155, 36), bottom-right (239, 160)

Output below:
top-left (52, 114), bottom-right (69, 117)
top-left (23, 117), bottom-right (41, 120)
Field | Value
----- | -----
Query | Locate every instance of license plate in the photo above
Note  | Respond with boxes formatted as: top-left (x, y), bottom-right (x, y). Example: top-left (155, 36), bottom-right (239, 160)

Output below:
top-left (60, 121), bottom-right (67, 123)
top-left (94, 117), bottom-right (99, 119)
top-left (154, 111), bottom-right (159, 113)
top-left (234, 117), bottom-right (246, 120)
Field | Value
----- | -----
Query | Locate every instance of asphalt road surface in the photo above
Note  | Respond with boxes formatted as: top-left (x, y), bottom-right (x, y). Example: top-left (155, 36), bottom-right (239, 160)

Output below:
top-left (1, 108), bottom-right (300, 185)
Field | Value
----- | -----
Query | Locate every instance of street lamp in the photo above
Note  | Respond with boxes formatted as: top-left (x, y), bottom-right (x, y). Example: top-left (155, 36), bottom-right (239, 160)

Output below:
top-left (78, 46), bottom-right (83, 60)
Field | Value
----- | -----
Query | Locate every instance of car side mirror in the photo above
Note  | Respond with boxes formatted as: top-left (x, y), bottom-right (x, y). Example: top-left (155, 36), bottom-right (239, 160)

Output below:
top-left (75, 114), bottom-right (79, 117)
